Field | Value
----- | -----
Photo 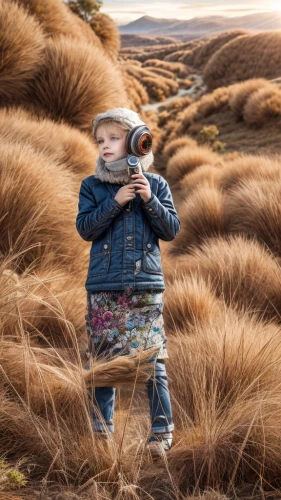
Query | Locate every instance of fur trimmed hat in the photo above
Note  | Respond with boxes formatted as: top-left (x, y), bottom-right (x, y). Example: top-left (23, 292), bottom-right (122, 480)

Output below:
top-left (92, 107), bottom-right (146, 136)
top-left (92, 107), bottom-right (154, 176)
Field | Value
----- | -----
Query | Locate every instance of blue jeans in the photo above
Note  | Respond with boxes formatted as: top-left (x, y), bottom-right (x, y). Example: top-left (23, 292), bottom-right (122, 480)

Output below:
top-left (89, 360), bottom-right (174, 434)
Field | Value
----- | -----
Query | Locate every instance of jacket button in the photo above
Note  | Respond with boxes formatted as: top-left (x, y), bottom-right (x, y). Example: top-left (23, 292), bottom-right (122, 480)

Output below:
top-left (103, 244), bottom-right (108, 249)
top-left (127, 236), bottom-right (132, 240)
top-left (147, 243), bottom-right (151, 248)
top-left (148, 208), bottom-right (153, 211)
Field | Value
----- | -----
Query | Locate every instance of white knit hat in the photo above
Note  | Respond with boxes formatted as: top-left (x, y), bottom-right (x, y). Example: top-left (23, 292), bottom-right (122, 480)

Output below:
top-left (92, 107), bottom-right (154, 172)
top-left (92, 107), bottom-right (145, 135)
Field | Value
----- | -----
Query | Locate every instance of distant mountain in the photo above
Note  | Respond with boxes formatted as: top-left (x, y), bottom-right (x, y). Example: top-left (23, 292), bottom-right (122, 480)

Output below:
top-left (119, 12), bottom-right (281, 38)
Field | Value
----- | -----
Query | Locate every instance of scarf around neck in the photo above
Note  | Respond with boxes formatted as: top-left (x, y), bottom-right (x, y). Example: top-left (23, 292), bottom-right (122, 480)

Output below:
top-left (95, 157), bottom-right (130, 184)
top-left (94, 150), bottom-right (154, 185)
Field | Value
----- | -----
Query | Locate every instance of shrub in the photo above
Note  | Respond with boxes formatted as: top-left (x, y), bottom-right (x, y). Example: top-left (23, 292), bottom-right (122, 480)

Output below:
top-left (198, 125), bottom-right (219, 145)
top-left (243, 86), bottom-right (281, 127)
top-left (228, 78), bottom-right (268, 119)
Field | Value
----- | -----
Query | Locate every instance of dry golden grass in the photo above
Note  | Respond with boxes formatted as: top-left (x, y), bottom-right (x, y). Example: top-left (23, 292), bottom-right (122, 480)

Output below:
top-left (28, 36), bottom-right (128, 129)
top-left (172, 236), bottom-right (281, 322)
top-left (163, 275), bottom-right (223, 332)
top-left (181, 164), bottom-right (223, 195)
top-left (166, 314), bottom-right (281, 492)
top-left (0, 0), bottom-right (45, 106)
top-left (243, 85), bottom-right (281, 126)
top-left (0, 107), bottom-right (97, 182)
top-left (143, 58), bottom-right (191, 78)
top-left (219, 154), bottom-right (281, 191)
top-left (204, 32), bottom-right (281, 90)
top-left (224, 178), bottom-right (281, 257)
top-left (180, 30), bottom-right (247, 70)
top-left (145, 66), bottom-right (176, 80)
top-left (90, 13), bottom-right (120, 60)
top-left (169, 186), bottom-right (225, 254)
top-left (121, 70), bottom-right (149, 111)
top-left (0, 139), bottom-right (87, 273)
top-left (124, 63), bottom-right (179, 101)
top-left (18, 0), bottom-right (103, 49)
top-left (166, 145), bottom-right (222, 183)
top-left (228, 78), bottom-right (269, 120)
top-left (162, 136), bottom-right (197, 162)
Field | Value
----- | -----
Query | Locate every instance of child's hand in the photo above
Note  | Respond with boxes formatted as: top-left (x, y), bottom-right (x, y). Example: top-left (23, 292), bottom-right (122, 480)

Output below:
top-left (114, 184), bottom-right (136, 206)
top-left (131, 173), bottom-right (152, 203)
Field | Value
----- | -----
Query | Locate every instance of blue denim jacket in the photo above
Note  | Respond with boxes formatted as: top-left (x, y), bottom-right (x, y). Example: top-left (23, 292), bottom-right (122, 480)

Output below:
top-left (76, 173), bottom-right (180, 291)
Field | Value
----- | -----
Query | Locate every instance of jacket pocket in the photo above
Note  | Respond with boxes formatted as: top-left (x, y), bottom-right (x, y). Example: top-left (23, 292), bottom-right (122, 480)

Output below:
top-left (88, 252), bottom-right (110, 277)
top-left (142, 250), bottom-right (162, 275)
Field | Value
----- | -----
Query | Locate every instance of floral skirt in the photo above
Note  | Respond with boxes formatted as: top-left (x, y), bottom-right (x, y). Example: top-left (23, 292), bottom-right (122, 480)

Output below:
top-left (85, 289), bottom-right (168, 360)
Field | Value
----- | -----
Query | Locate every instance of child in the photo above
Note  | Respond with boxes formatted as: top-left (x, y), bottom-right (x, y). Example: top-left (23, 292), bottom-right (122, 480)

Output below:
top-left (76, 108), bottom-right (180, 456)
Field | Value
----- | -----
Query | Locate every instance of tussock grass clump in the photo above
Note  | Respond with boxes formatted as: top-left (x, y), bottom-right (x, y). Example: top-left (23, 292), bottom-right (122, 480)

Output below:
top-left (90, 13), bottom-right (120, 60)
top-left (181, 164), bottom-right (222, 195)
top-left (29, 37), bottom-right (128, 129)
top-left (0, 140), bottom-right (86, 272)
top-left (162, 136), bottom-right (197, 162)
top-left (145, 66), bottom-right (176, 80)
top-left (204, 32), bottom-right (281, 90)
top-left (243, 85), bottom-right (281, 126)
top-left (228, 78), bottom-right (269, 119)
top-left (121, 71), bottom-right (149, 111)
top-left (18, 0), bottom-right (102, 48)
top-left (166, 145), bottom-right (222, 183)
top-left (219, 154), bottom-right (281, 191)
top-left (163, 275), bottom-right (223, 332)
top-left (178, 236), bottom-right (281, 322)
top-left (224, 178), bottom-right (281, 257)
top-left (143, 58), bottom-right (190, 78)
top-left (0, 108), bottom-right (97, 182)
top-left (170, 186), bottom-right (225, 253)
top-left (166, 314), bottom-right (281, 492)
top-left (173, 87), bottom-right (229, 133)
top-left (0, 0), bottom-right (45, 106)
top-left (180, 30), bottom-right (247, 70)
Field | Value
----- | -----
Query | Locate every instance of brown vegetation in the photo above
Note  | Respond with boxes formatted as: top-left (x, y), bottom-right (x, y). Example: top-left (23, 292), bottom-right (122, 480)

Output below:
top-left (90, 13), bottom-right (120, 59)
top-left (0, 0), bottom-right (45, 106)
top-left (28, 36), bottom-right (128, 129)
top-left (0, 107), bottom-right (97, 182)
top-left (17, 0), bottom-right (103, 48)
top-left (143, 58), bottom-right (191, 78)
top-left (204, 32), bottom-right (281, 90)
top-left (228, 78), bottom-right (269, 119)
top-left (166, 145), bottom-right (222, 183)
top-left (180, 30), bottom-right (247, 70)
top-left (243, 85), bottom-right (281, 126)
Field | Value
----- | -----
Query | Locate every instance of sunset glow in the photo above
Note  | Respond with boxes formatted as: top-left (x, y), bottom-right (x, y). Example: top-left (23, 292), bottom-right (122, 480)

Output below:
top-left (271, 1), bottom-right (281, 10)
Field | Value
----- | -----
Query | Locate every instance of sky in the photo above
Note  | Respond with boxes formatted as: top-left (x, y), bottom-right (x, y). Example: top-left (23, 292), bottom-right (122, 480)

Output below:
top-left (99, 0), bottom-right (281, 25)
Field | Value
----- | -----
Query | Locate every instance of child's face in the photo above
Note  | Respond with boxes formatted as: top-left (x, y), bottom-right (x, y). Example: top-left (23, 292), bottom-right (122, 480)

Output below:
top-left (96, 124), bottom-right (128, 163)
